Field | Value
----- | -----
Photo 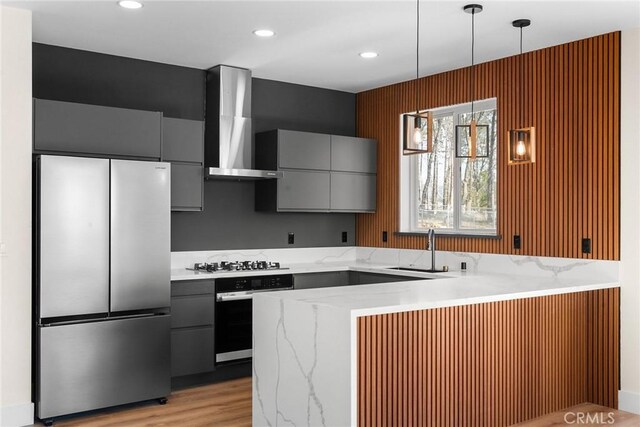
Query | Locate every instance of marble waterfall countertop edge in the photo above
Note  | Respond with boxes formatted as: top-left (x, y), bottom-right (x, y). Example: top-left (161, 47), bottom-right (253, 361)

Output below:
top-left (252, 272), bottom-right (619, 317)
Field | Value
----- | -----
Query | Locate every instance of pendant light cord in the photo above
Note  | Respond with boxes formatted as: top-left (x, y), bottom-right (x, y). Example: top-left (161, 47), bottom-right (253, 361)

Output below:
top-left (416, 0), bottom-right (420, 114)
top-left (520, 25), bottom-right (524, 127)
top-left (470, 8), bottom-right (475, 117)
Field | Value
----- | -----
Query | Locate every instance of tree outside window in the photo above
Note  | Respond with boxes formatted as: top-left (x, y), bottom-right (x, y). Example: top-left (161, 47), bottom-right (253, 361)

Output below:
top-left (410, 99), bottom-right (497, 234)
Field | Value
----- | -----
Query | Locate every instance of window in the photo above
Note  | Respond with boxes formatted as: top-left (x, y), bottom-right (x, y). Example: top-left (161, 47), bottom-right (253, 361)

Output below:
top-left (400, 98), bottom-right (498, 235)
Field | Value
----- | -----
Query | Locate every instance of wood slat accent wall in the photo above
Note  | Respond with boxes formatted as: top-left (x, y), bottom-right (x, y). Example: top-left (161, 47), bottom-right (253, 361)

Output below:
top-left (356, 32), bottom-right (620, 260)
top-left (357, 288), bottom-right (620, 427)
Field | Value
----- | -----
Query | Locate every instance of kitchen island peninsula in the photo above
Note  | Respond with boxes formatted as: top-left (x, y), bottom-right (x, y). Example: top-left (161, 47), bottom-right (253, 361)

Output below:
top-left (253, 271), bottom-right (619, 426)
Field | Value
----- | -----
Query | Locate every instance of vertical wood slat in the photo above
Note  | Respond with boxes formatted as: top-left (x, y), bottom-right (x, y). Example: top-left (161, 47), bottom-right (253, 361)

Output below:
top-left (357, 288), bottom-right (620, 426)
top-left (355, 32), bottom-right (620, 261)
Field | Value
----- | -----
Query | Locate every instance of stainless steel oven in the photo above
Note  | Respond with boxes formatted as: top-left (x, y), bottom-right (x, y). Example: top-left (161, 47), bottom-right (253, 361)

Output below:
top-left (214, 274), bottom-right (293, 364)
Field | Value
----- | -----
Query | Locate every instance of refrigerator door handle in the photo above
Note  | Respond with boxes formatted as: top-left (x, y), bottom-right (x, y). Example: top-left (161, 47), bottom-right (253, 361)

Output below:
top-left (40, 312), bottom-right (168, 327)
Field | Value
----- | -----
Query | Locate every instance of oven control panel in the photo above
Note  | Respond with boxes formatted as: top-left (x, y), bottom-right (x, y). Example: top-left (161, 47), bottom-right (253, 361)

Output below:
top-left (215, 274), bottom-right (293, 293)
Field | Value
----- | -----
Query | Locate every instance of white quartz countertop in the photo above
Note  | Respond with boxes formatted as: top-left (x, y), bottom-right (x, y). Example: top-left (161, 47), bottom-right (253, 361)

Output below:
top-left (253, 270), bottom-right (619, 317)
top-left (172, 258), bottom-right (618, 316)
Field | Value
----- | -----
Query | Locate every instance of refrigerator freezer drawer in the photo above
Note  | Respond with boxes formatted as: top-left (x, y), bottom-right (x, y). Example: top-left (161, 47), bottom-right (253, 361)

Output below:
top-left (36, 315), bottom-right (170, 419)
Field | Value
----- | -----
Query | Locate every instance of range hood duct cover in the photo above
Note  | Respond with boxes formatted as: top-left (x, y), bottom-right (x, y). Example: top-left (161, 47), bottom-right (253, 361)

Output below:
top-left (204, 65), bottom-right (281, 180)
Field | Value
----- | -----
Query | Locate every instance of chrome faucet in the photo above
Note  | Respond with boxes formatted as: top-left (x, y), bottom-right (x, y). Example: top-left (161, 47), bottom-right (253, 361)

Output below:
top-left (427, 228), bottom-right (436, 271)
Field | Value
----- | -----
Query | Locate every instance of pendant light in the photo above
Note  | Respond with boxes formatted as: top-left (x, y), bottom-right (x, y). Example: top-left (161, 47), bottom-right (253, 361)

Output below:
top-left (455, 4), bottom-right (489, 159)
top-left (508, 18), bottom-right (536, 165)
top-left (402, 0), bottom-right (433, 155)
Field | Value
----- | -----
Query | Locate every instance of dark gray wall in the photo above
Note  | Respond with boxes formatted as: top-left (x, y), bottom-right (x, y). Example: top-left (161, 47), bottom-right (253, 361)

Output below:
top-left (33, 43), bottom-right (205, 120)
top-left (33, 43), bottom-right (356, 251)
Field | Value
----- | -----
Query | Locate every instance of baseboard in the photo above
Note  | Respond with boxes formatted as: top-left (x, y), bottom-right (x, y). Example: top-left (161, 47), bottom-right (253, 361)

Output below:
top-left (619, 389), bottom-right (640, 414)
top-left (0, 402), bottom-right (34, 427)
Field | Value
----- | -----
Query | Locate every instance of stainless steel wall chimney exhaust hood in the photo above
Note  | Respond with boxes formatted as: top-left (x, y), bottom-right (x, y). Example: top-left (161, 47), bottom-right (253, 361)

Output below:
top-left (205, 65), bottom-right (282, 180)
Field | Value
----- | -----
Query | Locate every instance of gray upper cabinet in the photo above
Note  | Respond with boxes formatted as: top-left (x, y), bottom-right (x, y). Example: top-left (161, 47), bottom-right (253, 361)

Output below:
top-left (331, 136), bottom-right (377, 173)
top-left (161, 117), bottom-right (205, 212)
top-left (278, 130), bottom-right (331, 170)
top-left (34, 99), bottom-right (162, 159)
top-left (170, 164), bottom-right (203, 211)
top-left (330, 172), bottom-right (376, 212)
top-left (162, 118), bottom-right (204, 163)
top-left (255, 129), bottom-right (377, 213)
top-left (278, 170), bottom-right (330, 211)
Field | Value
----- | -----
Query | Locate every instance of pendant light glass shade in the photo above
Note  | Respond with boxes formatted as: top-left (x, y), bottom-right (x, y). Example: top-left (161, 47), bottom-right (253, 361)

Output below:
top-left (508, 18), bottom-right (535, 165)
top-left (455, 4), bottom-right (484, 160)
top-left (403, 111), bottom-right (433, 154)
top-left (508, 127), bottom-right (535, 164)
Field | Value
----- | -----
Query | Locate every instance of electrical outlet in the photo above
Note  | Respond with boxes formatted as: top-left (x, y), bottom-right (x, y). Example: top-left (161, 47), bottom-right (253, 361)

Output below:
top-left (582, 238), bottom-right (592, 254)
top-left (288, 232), bottom-right (295, 245)
top-left (342, 231), bottom-right (348, 243)
top-left (382, 231), bottom-right (388, 242)
top-left (513, 234), bottom-right (521, 250)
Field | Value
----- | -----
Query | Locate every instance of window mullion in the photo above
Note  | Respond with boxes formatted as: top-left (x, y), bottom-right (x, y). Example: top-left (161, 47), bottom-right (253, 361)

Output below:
top-left (453, 113), bottom-right (461, 232)
top-left (412, 154), bottom-right (420, 231)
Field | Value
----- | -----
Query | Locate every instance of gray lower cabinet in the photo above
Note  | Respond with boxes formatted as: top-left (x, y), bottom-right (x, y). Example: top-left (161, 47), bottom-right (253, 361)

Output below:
top-left (170, 280), bottom-right (214, 377)
top-left (353, 271), bottom-right (421, 285)
top-left (330, 172), bottom-right (376, 212)
top-left (170, 163), bottom-right (203, 211)
top-left (293, 271), bottom-right (421, 289)
top-left (33, 99), bottom-right (162, 158)
top-left (293, 271), bottom-right (350, 289)
top-left (171, 328), bottom-right (214, 377)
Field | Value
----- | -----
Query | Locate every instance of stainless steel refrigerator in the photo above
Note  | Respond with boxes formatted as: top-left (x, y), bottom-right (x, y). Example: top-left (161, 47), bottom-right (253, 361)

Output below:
top-left (34, 155), bottom-right (171, 422)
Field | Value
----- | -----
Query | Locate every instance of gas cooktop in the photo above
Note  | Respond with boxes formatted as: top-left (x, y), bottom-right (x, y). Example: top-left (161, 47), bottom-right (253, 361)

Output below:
top-left (186, 261), bottom-right (287, 273)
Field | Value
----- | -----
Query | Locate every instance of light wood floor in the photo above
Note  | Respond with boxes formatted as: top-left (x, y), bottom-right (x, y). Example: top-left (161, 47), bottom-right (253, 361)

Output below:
top-left (35, 381), bottom-right (640, 427)
top-left (515, 403), bottom-right (640, 426)
top-left (37, 377), bottom-right (252, 427)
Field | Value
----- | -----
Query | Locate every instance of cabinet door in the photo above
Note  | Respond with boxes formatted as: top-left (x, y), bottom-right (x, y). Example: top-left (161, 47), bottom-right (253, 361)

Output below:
top-left (34, 99), bottom-right (161, 158)
top-left (171, 163), bottom-right (203, 211)
top-left (355, 272), bottom-right (419, 285)
top-left (171, 328), bottom-right (215, 377)
top-left (278, 130), bottom-right (331, 170)
top-left (171, 280), bottom-right (215, 297)
top-left (293, 271), bottom-right (350, 289)
top-left (162, 118), bottom-right (204, 163)
top-left (171, 295), bottom-right (215, 329)
top-left (278, 170), bottom-right (330, 211)
top-left (330, 172), bottom-right (376, 212)
top-left (331, 136), bottom-right (377, 173)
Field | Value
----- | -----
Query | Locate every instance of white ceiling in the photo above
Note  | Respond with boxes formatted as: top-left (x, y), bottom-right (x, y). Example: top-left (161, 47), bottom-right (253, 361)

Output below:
top-left (3, 0), bottom-right (640, 92)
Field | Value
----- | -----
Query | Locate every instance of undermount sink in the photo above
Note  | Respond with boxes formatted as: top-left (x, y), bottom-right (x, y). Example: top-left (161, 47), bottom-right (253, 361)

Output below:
top-left (387, 267), bottom-right (448, 273)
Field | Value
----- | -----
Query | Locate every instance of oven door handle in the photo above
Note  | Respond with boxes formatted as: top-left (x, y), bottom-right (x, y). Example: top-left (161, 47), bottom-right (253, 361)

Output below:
top-left (216, 292), bottom-right (254, 302)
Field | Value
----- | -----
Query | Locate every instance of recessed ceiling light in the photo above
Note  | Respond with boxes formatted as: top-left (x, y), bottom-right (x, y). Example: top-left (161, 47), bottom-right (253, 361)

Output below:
top-left (253, 29), bottom-right (275, 38)
top-left (118, 1), bottom-right (143, 9)
top-left (359, 52), bottom-right (379, 59)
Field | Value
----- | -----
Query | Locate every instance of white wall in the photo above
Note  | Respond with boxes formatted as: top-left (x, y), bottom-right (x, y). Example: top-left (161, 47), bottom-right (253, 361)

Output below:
top-left (619, 27), bottom-right (640, 414)
top-left (0, 6), bottom-right (33, 427)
